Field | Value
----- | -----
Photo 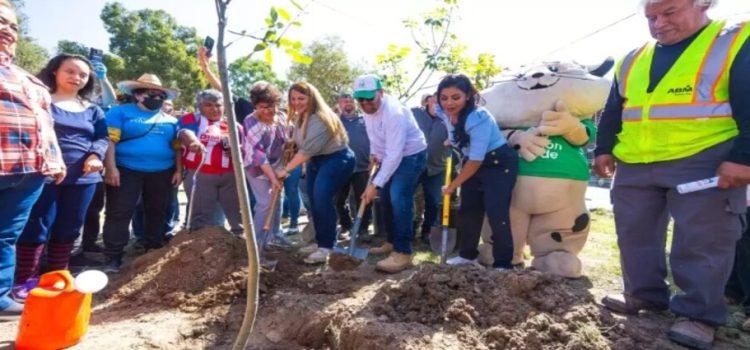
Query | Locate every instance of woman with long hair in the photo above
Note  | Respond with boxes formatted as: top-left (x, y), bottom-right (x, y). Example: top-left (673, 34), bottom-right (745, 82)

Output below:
top-left (276, 82), bottom-right (355, 264)
top-left (12, 54), bottom-right (109, 301)
top-left (436, 74), bottom-right (518, 270)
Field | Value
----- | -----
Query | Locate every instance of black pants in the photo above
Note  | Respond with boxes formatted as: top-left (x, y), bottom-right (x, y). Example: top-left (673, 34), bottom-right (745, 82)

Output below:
top-left (103, 166), bottom-right (175, 258)
top-left (727, 211), bottom-right (750, 316)
top-left (335, 170), bottom-right (372, 234)
top-left (81, 182), bottom-right (105, 250)
top-left (457, 145), bottom-right (518, 268)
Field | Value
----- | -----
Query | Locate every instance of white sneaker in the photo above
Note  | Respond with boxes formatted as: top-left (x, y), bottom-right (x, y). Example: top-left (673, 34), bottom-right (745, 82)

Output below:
top-left (304, 248), bottom-right (331, 264)
top-left (446, 256), bottom-right (479, 266)
top-left (298, 243), bottom-right (318, 255)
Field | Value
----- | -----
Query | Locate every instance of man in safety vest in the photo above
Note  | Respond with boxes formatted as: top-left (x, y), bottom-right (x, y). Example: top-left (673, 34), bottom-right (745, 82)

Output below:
top-left (594, 0), bottom-right (750, 348)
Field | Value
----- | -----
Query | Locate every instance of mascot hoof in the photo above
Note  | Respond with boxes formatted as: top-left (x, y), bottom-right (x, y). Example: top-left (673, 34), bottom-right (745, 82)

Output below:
top-left (532, 251), bottom-right (582, 278)
top-left (477, 243), bottom-right (494, 266)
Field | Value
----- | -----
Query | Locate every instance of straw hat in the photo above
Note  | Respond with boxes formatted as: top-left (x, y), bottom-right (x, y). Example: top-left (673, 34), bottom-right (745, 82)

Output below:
top-left (117, 73), bottom-right (180, 100)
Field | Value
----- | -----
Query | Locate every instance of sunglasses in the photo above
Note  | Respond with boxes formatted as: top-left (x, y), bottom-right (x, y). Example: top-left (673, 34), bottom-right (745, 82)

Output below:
top-left (356, 97), bottom-right (375, 102)
top-left (145, 91), bottom-right (167, 100)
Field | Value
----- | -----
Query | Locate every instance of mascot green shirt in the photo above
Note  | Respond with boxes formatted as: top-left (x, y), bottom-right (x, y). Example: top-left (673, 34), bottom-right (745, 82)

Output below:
top-left (517, 119), bottom-right (596, 181)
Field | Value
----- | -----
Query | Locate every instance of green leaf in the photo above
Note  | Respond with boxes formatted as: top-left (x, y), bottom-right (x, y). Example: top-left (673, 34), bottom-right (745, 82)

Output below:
top-left (291, 20), bottom-right (302, 27)
top-left (277, 8), bottom-right (292, 21)
top-left (264, 49), bottom-right (273, 64)
top-left (276, 22), bottom-right (284, 29)
top-left (253, 42), bottom-right (268, 52)
top-left (270, 7), bottom-right (279, 22)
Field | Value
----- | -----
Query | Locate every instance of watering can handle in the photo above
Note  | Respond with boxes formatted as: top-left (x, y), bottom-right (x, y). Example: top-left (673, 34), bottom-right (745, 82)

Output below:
top-left (30, 270), bottom-right (76, 298)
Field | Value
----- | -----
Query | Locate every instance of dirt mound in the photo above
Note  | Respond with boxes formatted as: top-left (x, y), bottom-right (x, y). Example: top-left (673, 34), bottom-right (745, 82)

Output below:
top-left (369, 264), bottom-right (640, 349)
top-left (107, 228), bottom-right (248, 312)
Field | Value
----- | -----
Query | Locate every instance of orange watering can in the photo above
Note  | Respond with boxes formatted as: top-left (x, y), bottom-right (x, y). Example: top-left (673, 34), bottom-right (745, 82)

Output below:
top-left (15, 270), bottom-right (108, 350)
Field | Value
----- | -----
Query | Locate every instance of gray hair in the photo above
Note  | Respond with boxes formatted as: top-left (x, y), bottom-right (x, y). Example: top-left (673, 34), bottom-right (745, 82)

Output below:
top-left (641, 0), bottom-right (717, 8)
top-left (195, 89), bottom-right (223, 110)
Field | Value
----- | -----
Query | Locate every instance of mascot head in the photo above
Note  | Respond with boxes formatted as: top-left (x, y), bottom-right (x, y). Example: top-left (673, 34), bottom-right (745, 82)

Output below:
top-left (481, 58), bottom-right (614, 128)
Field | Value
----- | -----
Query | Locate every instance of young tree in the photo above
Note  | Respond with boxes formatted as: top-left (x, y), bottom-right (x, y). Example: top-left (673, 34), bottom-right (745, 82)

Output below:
top-left (288, 36), bottom-right (363, 104)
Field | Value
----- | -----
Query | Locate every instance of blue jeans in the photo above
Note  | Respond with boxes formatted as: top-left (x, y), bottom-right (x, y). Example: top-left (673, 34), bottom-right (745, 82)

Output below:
top-left (0, 173), bottom-right (45, 309)
top-left (417, 170), bottom-right (444, 233)
top-left (381, 151), bottom-right (427, 254)
top-left (307, 149), bottom-right (355, 249)
top-left (18, 183), bottom-right (97, 244)
top-left (282, 166), bottom-right (302, 227)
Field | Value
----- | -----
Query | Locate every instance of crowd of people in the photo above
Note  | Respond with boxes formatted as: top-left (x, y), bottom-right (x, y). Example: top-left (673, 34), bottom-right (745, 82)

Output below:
top-left (1, 0), bottom-right (750, 349)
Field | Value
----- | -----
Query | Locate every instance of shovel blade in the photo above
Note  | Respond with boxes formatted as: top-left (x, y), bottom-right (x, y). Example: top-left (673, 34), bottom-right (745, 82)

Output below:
top-left (333, 246), bottom-right (368, 261)
top-left (429, 226), bottom-right (456, 257)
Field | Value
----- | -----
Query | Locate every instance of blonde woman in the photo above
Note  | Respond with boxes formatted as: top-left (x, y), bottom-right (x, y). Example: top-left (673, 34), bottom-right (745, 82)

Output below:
top-left (276, 82), bottom-right (355, 264)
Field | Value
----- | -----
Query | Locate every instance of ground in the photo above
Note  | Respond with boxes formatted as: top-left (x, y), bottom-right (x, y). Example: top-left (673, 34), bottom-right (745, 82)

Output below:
top-left (1, 208), bottom-right (749, 349)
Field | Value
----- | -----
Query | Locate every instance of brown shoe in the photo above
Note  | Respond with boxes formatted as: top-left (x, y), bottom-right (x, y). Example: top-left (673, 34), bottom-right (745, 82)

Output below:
top-left (666, 317), bottom-right (714, 350)
top-left (376, 252), bottom-right (412, 273)
top-left (601, 294), bottom-right (668, 315)
top-left (369, 242), bottom-right (393, 255)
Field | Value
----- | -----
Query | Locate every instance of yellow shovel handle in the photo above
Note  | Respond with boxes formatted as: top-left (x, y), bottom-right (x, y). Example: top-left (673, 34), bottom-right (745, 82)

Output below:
top-left (441, 155), bottom-right (452, 226)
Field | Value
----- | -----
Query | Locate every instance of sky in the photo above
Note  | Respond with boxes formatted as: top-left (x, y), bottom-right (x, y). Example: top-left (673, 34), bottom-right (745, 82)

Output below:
top-left (22, 0), bottom-right (750, 85)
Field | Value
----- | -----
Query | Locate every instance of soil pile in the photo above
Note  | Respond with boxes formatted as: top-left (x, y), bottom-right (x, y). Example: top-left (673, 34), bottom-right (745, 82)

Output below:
top-left (371, 264), bottom-right (642, 350)
top-left (106, 228), bottom-right (248, 312)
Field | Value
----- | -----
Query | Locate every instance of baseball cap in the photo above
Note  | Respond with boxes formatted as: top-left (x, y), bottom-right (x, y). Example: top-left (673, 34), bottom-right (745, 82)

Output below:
top-left (352, 74), bottom-right (383, 99)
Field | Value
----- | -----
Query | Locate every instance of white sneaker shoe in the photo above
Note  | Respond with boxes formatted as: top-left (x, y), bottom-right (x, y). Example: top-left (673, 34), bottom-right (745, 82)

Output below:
top-left (446, 256), bottom-right (479, 266)
top-left (304, 248), bottom-right (331, 264)
top-left (298, 243), bottom-right (318, 255)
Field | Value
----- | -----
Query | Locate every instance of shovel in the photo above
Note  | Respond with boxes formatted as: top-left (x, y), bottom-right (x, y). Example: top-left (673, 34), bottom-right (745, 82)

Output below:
top-left (430, 155), bottom-right (457, 263)
top-left (186, 149), bottom-right (207, 231)
top-left (258, 184), bottom-right (283, 271)
top-left (331, 165), bottom-right (378, 264)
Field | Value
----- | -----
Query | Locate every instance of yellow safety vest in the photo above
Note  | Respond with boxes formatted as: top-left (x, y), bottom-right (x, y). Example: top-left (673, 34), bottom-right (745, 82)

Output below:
top-left (613, 20), bottom-right (750, 163)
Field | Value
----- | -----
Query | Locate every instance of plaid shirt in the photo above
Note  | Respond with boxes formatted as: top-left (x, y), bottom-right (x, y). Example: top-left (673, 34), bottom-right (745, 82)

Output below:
top-left (0, 53), bottom-right (64, 175)
top-left (242, 111), bottom-right (289, 178)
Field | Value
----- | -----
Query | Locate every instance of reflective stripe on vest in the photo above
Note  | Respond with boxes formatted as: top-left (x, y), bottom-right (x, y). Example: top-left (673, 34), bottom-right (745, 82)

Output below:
top-left (621, 103), bottom-right (732, 121)
top-left (612, 20), bottom-right (749, 163)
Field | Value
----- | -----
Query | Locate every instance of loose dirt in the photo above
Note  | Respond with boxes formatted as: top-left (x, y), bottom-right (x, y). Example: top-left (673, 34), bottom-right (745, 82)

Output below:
top-left (2, 226), bottom-right (749, 349)
top-left (327, 252), bottom-right (363, 271)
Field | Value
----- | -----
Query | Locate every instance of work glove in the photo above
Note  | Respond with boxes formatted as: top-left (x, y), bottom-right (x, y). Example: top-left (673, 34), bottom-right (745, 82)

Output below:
top-left (92, 61), bottom-right (107, 80)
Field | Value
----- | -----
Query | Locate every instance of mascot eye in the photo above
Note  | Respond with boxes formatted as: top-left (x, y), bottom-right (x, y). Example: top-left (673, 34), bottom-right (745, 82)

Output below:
top-left (548, 65), bottom-right (559, 73)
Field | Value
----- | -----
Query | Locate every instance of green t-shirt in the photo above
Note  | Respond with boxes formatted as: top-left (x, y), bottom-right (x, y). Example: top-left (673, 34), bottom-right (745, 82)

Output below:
top-left (517, 119), bottom-right (596, 181)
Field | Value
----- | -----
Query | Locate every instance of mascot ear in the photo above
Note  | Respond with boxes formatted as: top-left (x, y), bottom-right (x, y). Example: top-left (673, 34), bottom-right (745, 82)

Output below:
top-left (587, 57), bottom-right (615, 77)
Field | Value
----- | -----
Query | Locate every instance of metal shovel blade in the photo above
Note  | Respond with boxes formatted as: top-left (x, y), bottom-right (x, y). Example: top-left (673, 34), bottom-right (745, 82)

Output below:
top-left (429, 225), bottom-right (456, 257)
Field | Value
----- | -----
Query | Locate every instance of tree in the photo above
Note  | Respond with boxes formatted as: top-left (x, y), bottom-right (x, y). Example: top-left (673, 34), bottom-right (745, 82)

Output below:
top-left (228, 57), bottom-right (286, 99)
top-left (374, 0), bottom-right (503, 101)
top-left (11, 0), bottom-right (49, 73)
top-left (288, 36), bottom-right (362, 104)
top-left (100, 2), bottom-right (206, 107)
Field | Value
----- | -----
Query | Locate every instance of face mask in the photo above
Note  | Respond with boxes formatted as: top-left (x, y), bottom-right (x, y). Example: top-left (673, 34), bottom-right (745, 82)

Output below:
top-left (142, 96), bottom-right (165, 111)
